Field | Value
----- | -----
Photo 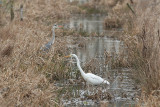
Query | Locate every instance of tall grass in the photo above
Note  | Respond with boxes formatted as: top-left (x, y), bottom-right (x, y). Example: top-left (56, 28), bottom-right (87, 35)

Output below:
top-left (103, 0), bottom-right (134, 29)
top-left (102, 0), bottom-right (160, 105)
top-left (136, 91), bottom-right (160, 107)
top-left (0, 23), bottom-right (56, 106)
top-left (1, 0), bottom-right (70, 25)
top-left (0, 0), bottom-right (72, 106)
top-left (122, 0), bottom-right (160, 106)
top-left (0, 22), bottom-right (70, 106)
top-left (124, 0), bottom-right (160, 93)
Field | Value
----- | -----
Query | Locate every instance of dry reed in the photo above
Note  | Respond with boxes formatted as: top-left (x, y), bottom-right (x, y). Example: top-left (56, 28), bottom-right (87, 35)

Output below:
top-left (122, 0), bottom-right (160, 106)
top-left (102, 0), bottom-right (160, 105)
top-left (0, 0), bottom-right (71, 106)
top-left (124, 0), bottom-right (160, 93)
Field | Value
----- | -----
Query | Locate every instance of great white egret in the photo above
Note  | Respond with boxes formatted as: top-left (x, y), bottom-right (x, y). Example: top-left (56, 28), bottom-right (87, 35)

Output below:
top-left (41, 24), bottom-right (62, 51)
top-left (65, 54), bottom-right (110, 85)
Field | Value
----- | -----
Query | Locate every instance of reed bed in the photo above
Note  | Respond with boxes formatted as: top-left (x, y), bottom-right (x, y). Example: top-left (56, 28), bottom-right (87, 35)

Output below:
top-left (124, 0), bottom-right (160, 93)
top-left (0, 0), bottom-right (72, 106)
top-left (0, 22), bottom-right (56, 106)
top-left (121, 0), bottom-right (160, 106)
top-left (0, 23), bottom-right (70, 106)
top-left (68, 0), bottom-right (108, 14)
top-left (101, 0), bottom-right (160, 105)
top-left (1, 0), bottom-right (70, 25)
top-left (136, 90), bottom-right (160, 107)
top-left (102, 0), bottom-right (134, 29)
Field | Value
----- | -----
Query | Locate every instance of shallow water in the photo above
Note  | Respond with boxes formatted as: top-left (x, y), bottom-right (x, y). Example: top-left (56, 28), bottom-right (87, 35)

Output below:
top-left (68, 15), bottom-right (106, 34)
top-left (56, 36), bottom-right (137, 106)
top-left (57, 10), bottom-right (137, 106)
top-left (67, 0), bottom-right (89, 5)
top-left (57, 36), bottom-right (137, 107)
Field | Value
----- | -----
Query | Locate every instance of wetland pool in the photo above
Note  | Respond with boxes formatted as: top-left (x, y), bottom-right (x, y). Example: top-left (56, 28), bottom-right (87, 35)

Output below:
top-left (56, 14), bottom-right (137, 107)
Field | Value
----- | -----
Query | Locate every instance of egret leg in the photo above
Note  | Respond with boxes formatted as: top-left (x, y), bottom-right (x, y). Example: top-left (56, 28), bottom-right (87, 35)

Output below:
top-left (91, 85), bottom-right (93, 93)
top-left (86, 83), bottom-right (90, 95)
top-left (87, 84), bottom-right (89, 95)
top-left (95, 85), bottom-right (99, 93)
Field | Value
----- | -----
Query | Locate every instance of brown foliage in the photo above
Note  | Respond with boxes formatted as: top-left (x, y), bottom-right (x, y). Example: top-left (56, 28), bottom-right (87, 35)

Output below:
top-left (0, 0), bottom-right (71, 106)
top-left (1, 45), bottom-right (13, 57)
top-left (124, 0), bottom-right (160, 93)
top-left (136, 90), bottom-right (160, 107)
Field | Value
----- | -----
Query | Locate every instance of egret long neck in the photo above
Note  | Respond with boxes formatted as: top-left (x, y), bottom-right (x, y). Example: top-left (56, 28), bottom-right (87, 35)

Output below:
top-left (75, 56), bottom-right (86, 77)
top-left (51, 28), bottom-right (55, 44)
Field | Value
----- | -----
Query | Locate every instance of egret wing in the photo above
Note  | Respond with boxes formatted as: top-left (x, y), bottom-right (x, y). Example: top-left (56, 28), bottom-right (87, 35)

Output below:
top-left (85, 73), bottom-right (104, 85)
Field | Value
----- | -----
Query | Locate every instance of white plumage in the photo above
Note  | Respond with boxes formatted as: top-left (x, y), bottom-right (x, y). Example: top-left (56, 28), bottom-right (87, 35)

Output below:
top-left (65, 54), bottom-right (110, 85)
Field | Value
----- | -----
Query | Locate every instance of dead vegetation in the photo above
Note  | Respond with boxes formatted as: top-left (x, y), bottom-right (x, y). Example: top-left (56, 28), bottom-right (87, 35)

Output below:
top-left (101, 0), bottom-right (134, 29)
top-left (0, 0), bottom-right (159, 106)
top-left (124, 0), bottom-right (160, 93)
top-left (68, 0), bottom-right (108, 14)
top-left (0, 25), bottom-right (70, 106)
top-left (0, 24), bottom-right (60, 106)
top-left (104, 13), bottom-right (123, 29)
top-left (1, 45), bottom-right (13, 57)
top-left (98, 0), bottom-right (160, 105)
top-left (120, 0), bottom-right (160, 106)
top-left (101, 0), bottom-right (160, 96)
top-left (1, 0), bottom-right (70, 26)
top-left (136, 90), bottom-right (160, 107)
top-left (0, 0), bottom-right (72, 106)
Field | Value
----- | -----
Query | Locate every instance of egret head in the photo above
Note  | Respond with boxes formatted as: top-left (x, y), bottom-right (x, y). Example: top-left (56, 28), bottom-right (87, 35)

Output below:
top-left (65, 54), bottom-right (80, 64)
top-left (64, 54), bottom-right (77, 58)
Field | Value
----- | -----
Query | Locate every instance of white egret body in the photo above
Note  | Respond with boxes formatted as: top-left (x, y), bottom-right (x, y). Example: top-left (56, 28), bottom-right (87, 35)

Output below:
top-left (65, 54), bottom-right (110, 85)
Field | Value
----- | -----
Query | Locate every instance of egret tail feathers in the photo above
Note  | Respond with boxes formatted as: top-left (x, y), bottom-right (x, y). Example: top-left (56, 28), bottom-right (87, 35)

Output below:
top-left (104, 80), bottom-right (110, 85)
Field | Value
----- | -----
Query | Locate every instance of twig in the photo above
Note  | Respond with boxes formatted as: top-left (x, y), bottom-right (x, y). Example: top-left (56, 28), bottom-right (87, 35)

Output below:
top-left (127, 3), bottom-right (136, 16)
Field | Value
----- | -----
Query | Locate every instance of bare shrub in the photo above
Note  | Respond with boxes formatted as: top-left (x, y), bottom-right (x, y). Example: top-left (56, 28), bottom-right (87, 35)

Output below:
top-left (123, 0), bottom-right (160, 94)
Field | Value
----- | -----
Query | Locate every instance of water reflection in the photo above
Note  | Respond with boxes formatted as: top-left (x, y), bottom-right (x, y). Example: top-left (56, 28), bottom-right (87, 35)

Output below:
top-left (69, 15), bottom-right (106, 34)
top-left (58, 7), bottom-right (136, 106)
top-left (67, 37), bottom-right (121, 63)
top-left (61, 36), bottom-right (136, 107)
top-left (67, 0), bottom-right (89, 5)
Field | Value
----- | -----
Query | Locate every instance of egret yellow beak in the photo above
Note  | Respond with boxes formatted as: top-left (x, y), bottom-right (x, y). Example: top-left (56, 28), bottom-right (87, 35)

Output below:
top-left (58, 25), bottom-right (63, 28)
top-left (64, 55), bottom-right (71, 58)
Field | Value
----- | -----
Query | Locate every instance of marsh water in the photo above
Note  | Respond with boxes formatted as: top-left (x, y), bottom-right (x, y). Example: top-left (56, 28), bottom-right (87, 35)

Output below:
top-left (56, 14), bottom-right (138, 107)
top-left (68, 15), bottom-right (106, 34)
top-left (67, 0), bottom-right (89, 5)
top-left (57, 2), bottom-right (137, 106)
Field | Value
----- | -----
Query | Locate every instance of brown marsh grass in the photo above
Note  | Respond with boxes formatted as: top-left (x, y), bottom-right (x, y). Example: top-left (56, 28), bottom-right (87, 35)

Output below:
top-left (0, 0), bottom-right (72, 106)
top-left (121, 0), bottom-right (160, 106)
top-left (104, 13), bottom-right (123, 29)
top-left (68, 0), bottom-right (109, 14)
top-left (103, 0), bottom-right (134, 29)
top-left (124, 0), bottom-right (160, 93)
top-left (1, 0), bottom-right (71, 25)
top-left (0, 22), bottom-right (58, 107)
top-left (104, 0), bottom-right (160, 94)
top-left (102, 0), bottom-right (160, 105)
top-left (136, 90), bottom-right (160, 107)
